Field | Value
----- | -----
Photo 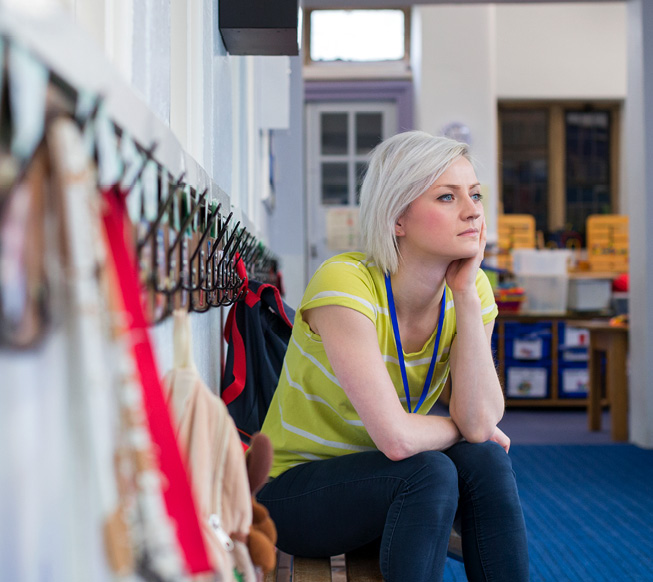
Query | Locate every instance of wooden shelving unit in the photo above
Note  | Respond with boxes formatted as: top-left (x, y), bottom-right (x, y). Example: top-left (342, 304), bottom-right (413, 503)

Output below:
top-left (439, 312), bottom-right (611, 408)
top-left (499, 313), bottom-right (611, 407)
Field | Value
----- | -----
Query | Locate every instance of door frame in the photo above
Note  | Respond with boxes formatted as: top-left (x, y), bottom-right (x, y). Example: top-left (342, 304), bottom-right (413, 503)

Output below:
top-left (303, 80), bottom-right (414, 283)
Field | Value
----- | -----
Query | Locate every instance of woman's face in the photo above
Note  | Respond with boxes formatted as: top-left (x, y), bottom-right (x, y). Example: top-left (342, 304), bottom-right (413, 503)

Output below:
top-left (395, 156), bottom-right (484, 262)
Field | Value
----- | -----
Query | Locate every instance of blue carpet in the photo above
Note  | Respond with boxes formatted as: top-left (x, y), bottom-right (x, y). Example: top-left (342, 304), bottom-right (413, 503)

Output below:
top-left (443, 444), bottom-right (653, 581)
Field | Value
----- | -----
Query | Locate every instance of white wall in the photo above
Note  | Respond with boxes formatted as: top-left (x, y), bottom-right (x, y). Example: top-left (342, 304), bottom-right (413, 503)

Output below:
top-left (625, 0), bottom-right (653, 448)
top-left (267, 56), bottom-right (306, 310)
top-left (412, 4), bottom-right (499, 242)
top-left (496, 2), bottom-right (627, 100)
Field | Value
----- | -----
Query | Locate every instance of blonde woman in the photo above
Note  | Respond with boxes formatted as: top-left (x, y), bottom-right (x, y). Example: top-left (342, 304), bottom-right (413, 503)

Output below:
top-left (258, 131), bottom-right (529, 581)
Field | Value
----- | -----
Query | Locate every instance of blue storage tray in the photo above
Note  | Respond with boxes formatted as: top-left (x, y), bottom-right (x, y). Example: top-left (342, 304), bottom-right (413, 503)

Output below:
top-left (504, 322), bottom-right (552, 361)
top-left (559, 361), bottom-right (589, 398)
top-left (505, 359), bottom-right (551, 399)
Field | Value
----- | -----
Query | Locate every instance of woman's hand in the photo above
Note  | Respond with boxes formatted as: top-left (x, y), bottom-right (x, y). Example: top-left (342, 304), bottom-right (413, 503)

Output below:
top-left (489, 426), bottom-right (511, 453)
top-left (445, 218), bottom-right (487, 295)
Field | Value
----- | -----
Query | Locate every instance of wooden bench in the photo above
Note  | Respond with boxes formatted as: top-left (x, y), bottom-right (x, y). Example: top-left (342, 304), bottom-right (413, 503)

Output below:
top-left (264, 528), bottom-right (463, 581)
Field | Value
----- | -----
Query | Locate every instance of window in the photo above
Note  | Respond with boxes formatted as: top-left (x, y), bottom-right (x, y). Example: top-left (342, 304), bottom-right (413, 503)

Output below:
top-left (499, 102), bottom-right (620, 245)
top-left (304, 8), bottom-right (411, 78)
top-left (500, 109), bottom-right (549, 233)
top-left (310, 10), bottom-right (405, 62)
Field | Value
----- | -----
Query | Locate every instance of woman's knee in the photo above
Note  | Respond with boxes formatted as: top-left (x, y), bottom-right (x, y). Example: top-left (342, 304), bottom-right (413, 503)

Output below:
top-left (447, 440), bottom-right (514, 476)
top-left (446, 441), bottom-right (521, 504)
top-left (400, 450), bottom-right (459, 503)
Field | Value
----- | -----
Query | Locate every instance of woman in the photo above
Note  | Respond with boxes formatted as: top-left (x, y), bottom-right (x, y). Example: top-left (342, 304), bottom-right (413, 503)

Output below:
top-left (258, 131), bottom-right (529, 581)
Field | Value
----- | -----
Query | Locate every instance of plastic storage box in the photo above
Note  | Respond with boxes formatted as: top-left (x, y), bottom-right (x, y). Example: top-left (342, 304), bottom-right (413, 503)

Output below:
top-left (504, 322), bottom-right (552, 360)
top-left (558, 322), bottom-right (589, 361)
top-left (567, 277), bottom-right (612, 312)
top-left (512, 249), bottom-right (571, 314)
top-left (506, 362), bottom-right (549, 398)
top-left (559, 362), bottom-right (589, 398)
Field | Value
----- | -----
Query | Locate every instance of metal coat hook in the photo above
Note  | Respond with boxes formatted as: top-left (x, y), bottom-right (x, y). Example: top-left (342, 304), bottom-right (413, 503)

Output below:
top-left (243, 238), bottom-right (261, 266)
top-left (157, 189), bottom-right (208, 297)
top-left (197, 210), bottom-right (234, 294)
top-left (239, 233), bottom-right (257, 264)
top-left (79, 93), bottom-right (104, 129)
top-left (208, 224), bottom-right (245, 307)
top-left (167, 188), bottom-right (208, 260)
top-left (136, 172), bottom-right (185, 253)
top-left (247, 244), bottom-right (263, 271)
top-left (124, 141), bottom-right (158, 196)
top-left (181, 202), bottom-right (222, 293)
top-left (214, 218), bottom-right (240, 270)
top-left (218, 223), bottom-right (245, 273)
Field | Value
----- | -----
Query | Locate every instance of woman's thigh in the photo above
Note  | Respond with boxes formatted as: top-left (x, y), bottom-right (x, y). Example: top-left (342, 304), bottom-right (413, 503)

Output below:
top-left (257, 449), bottom-right (459, 558)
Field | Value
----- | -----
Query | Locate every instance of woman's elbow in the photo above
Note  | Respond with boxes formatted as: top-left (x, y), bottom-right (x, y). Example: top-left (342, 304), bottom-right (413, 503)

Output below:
top-left (457, 414), bottom-right (498, 443)
top-left (377, 436), bottom-right (412, 462)
top-left (460, 426), bottom-right (495, 444)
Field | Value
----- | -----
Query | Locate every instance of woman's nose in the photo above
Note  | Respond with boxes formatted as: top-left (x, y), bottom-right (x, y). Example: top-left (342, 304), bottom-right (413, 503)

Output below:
top-left (463, 198), bottom-right (481, 221)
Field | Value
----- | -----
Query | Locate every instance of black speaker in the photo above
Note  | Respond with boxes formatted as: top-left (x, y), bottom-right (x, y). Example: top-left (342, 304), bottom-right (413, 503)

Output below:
top-left (219, 0), bottom-right (299, 56)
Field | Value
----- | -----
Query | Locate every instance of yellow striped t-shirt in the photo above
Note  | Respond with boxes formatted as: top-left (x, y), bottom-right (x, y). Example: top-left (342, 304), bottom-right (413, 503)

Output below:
top-left (261, 252), bottom-right (498, 478)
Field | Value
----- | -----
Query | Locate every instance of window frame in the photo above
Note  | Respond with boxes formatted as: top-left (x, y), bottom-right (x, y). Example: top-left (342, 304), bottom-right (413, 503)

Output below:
top-left (303, 7), bottom-right (412, 80)
top-left (498, 100), bottom-right (622, 236)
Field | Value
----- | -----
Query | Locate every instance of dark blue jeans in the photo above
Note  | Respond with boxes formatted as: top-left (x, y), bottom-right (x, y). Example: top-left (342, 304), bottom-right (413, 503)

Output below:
top-left (257, 441), bottom-right (529, 582)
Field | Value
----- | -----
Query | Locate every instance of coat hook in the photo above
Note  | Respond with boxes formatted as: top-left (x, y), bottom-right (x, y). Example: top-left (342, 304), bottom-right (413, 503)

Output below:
top-left (136, 172), bottom-right (185, 253)
top-left (196, 210), bottom-right (232, 297)
top-left (124, 141), bottom-right (158, 195)
top-left (167, 189), bottom-right (208, 259)
top-left (181, 202), bottom-right (222, 292)
top-left (80, 93), bottom-right (104, 129)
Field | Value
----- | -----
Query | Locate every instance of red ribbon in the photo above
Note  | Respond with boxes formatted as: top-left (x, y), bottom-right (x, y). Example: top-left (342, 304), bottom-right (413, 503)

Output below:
top-left (101, 190), bottom-right (212, 574)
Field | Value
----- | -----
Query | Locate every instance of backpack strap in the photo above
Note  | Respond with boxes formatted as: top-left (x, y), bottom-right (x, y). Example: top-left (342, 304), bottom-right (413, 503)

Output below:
top-left (244, 281), bottom-right (294, 328)
top-left (222, 302), bottom-right (247, 406)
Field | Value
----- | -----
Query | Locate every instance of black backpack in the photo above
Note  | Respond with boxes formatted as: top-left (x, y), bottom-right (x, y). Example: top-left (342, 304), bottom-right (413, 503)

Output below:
top-left (221, 279), bottom-right (295, 446)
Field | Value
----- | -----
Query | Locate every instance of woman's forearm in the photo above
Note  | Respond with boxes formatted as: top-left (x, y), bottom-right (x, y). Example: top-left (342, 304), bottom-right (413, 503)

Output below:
top-left (380, 414), bottom-right (462, 461)
top-left (448, 291), bottom-right (504, 442)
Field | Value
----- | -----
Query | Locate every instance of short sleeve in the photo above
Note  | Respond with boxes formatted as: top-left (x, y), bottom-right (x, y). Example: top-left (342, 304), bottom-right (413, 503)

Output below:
top-left (476, 269), bottom-right (498, 325)
top-left (298, 256), bottom-right (380, 325)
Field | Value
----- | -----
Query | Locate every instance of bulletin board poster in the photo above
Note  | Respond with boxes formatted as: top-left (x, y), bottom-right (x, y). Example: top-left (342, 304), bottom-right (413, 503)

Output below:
top-left (326, 208), bottom-right (361, 251)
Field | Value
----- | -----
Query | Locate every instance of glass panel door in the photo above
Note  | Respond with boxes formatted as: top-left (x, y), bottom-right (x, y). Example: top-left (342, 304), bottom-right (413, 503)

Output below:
top-left (306, 101), bottom-right (397, 279)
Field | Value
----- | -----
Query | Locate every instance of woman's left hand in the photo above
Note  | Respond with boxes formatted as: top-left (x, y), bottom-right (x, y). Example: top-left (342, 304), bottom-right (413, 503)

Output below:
top-left (489, 426), bottom-right (511, 453)
top-left (445, 218), bottom-right (487, 295)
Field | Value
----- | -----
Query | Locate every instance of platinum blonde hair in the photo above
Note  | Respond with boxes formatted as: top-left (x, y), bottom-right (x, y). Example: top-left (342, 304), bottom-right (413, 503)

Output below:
top-left (359, 130), bottom-right (472, 274)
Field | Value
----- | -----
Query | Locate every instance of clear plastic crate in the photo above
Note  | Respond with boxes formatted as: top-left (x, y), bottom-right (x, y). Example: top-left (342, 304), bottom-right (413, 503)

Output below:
top-left (512, 249), bottom-right (571, 275)
top-left (517, 274), bottom-right (568, 314)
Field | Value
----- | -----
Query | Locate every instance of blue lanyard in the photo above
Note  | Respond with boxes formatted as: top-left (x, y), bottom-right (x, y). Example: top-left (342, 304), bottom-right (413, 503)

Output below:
top-left (385, 275), bottom-right (446, 413)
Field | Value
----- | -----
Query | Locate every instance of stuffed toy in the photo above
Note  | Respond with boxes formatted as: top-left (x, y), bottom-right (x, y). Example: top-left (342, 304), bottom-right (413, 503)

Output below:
top-left (245, 433), bottom-right (278, 575)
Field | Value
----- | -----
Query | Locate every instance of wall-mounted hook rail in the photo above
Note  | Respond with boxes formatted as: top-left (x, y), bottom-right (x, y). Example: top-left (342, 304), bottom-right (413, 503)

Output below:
top-left (136, 173), bottom-right (185, 253)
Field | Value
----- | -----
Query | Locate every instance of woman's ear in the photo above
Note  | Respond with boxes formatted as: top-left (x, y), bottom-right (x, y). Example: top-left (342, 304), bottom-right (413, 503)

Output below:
top-left (395, 219), bottom-right (405, 237)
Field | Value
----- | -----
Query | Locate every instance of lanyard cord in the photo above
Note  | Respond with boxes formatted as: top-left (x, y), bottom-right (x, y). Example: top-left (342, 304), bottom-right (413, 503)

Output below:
top-left (385, 274), bottom-right (446, 413)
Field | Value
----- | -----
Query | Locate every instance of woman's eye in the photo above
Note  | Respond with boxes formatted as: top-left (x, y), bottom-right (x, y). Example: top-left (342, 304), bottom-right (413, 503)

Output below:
top-left (471, 192), bottom-right (483, 201)
top-left (438, 194), bottom-right (453, 201)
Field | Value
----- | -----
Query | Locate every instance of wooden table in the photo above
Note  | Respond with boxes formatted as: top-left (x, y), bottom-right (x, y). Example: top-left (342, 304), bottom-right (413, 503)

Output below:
top-left (576, 321), bottom-right (629, 441)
